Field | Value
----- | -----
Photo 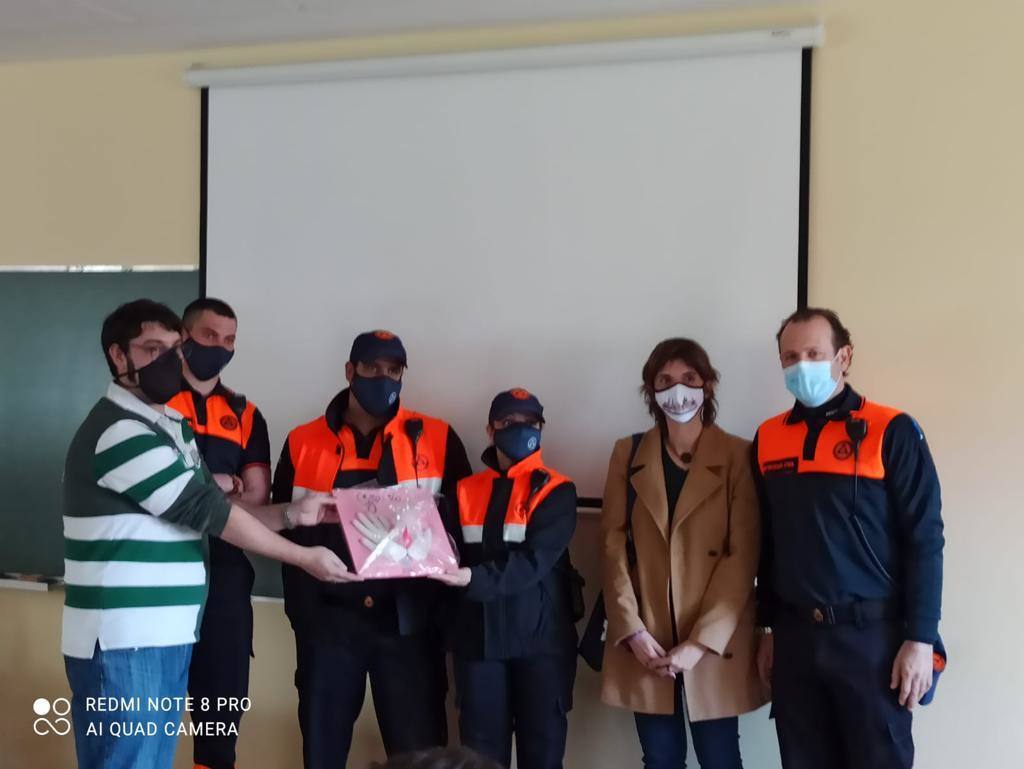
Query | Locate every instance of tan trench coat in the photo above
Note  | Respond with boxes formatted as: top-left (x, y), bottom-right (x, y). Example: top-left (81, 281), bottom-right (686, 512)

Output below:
top-left (599, 425), bottom-right (769, 719)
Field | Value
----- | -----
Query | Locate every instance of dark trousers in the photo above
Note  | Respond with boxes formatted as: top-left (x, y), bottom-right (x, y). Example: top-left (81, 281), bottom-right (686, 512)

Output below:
top-left (633, 679), bottom-right (743, 769)
top-left (188, 599), bottom-right (253, 769)
top-left (772, 619), bottom-right (914, 769)
top-left (455, 653), bottom-right (576, 769)
top-left (294, 627), bottom-right (448, 769)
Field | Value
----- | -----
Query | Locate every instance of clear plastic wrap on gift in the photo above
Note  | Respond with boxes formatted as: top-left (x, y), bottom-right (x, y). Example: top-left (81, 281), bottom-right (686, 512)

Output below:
top-left (333, 486), bottom-right (458, 578)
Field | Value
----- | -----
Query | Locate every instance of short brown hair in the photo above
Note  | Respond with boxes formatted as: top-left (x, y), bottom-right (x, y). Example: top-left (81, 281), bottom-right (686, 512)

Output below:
top-left (182, 297), bottom-right (236, 329)
top-left (371, 748), bottom-right (501, 769)
top-left (776, 307), bottom-right (853, 353)
top-left (640, 338), bottom-right (720, 428)
top-left (100, 299), bottom-right (182, 377)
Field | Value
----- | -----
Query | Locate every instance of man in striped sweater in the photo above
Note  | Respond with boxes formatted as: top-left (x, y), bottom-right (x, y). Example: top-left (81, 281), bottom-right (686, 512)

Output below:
top-left (62, 299), bottom-right (358, 769)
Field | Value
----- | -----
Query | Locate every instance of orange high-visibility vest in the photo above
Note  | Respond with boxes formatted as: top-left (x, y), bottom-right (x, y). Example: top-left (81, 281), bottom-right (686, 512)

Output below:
top-left (287, 407), bottom-right (449, 499)
top-left (756, 398), bottom-right (902, 479)
top-left (456, 450), bottom-right (570, 544)
top-left (167, 389), bottom-right (259, 452)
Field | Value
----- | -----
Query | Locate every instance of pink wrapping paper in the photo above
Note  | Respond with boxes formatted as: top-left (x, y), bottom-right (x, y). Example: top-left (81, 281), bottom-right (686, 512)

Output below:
top-left (333, 486), bottom-right (458, 578)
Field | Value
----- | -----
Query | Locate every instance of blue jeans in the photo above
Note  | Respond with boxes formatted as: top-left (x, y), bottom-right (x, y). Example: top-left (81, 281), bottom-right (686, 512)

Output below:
top-left (634, 681), bottom-right (743, 769)
top-left (64, 643), bottom-right (193, 769)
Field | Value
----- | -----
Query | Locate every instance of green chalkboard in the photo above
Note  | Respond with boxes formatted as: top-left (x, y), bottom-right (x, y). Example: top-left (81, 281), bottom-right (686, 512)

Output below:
top-left (0, 271), bottom-right (200, 579)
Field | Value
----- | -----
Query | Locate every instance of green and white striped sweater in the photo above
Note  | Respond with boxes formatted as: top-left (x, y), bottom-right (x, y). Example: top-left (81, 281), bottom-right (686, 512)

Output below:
top-left (61, 383), bottom-right (231, 659)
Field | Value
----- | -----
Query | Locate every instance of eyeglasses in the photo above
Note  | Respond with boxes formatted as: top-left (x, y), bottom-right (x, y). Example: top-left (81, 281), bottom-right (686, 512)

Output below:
top-left (128, 341), bottom-right (184, 364)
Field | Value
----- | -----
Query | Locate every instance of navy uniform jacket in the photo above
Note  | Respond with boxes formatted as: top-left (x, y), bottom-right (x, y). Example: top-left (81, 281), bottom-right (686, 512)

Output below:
top-left (753, 385), bottom-right (944, 643)
top-left (446, 447), bottom-right (579, 660)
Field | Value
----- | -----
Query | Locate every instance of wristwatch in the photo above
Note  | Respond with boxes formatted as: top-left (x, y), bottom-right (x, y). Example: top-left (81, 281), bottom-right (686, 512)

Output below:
top-left (283, 505), bottom-right (298, 530)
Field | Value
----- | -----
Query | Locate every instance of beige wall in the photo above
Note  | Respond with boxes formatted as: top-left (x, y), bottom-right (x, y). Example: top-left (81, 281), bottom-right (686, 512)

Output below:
top-left (2, 0), bottom-right (1022, 767)
top-left (0, 6), bottom-right (812, 269)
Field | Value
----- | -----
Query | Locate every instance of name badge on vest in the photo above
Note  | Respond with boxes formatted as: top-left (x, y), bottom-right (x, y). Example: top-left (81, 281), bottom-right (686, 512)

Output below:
top-left (762, 457), bottom-right (799, 476)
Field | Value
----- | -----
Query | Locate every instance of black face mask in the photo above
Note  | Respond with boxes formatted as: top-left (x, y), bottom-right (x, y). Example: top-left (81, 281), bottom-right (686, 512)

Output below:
top-left (123, 347), bottom-right (183, 404)
top-left (182, 338), bottom-right (234, 381)
top-left (350, 374), bottom-right (402, 418)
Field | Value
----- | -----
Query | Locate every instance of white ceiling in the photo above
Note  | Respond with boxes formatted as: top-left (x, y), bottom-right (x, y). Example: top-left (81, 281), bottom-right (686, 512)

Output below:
top-left (0, 0), bottom-right (805, 62)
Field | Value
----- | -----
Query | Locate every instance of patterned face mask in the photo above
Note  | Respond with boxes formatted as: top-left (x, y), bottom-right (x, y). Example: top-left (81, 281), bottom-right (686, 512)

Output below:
top-left (654, 383), bottom-right (704, 424)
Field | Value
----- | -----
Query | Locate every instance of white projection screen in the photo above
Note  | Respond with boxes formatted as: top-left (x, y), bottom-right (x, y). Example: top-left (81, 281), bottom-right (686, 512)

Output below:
top-left (202, 38), bottom-right (810, 502)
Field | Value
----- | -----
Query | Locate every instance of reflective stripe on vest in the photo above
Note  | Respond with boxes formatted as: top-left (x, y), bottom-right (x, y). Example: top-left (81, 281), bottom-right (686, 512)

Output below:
top-left (166, 390), bottom-right (257, 448)
top-left (756, 400), bottom-right (902, 480)
top-left (456, 450), bottom-right (570, 544)
top-left (287, 407), bottom-right (449, 496)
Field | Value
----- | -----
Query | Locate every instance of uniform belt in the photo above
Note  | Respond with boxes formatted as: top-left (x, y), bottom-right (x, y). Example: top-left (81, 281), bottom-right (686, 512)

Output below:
top-left (781, 598), bottom-right (901, 626)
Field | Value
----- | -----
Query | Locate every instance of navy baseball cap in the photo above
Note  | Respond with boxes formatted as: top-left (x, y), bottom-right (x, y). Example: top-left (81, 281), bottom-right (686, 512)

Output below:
top-left (489, 388), bottom-right (545, 424)
top-left (349, 330), bottom-right (407, 367)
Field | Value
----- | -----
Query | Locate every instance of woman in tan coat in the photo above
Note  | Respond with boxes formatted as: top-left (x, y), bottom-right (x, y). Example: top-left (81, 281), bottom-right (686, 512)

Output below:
top-left (600, 338), bottom-right (768, 769)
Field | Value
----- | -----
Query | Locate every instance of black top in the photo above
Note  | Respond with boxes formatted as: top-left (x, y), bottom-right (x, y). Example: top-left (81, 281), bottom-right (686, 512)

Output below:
top-left (754, 385), bottom-right (944, 643)
top-left (661, 439), bottom-right (689, 524)
top-left (660, 438), bottom-right (689, 646)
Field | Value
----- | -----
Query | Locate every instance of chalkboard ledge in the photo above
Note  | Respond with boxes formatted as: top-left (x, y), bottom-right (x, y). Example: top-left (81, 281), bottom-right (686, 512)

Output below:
top-left (0, 573), bottom-right (62, 592)
top-left (251, 595), bottom-right (284, 604)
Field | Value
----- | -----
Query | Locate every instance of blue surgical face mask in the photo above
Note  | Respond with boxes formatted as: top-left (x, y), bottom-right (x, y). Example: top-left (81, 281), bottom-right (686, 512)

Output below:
top-left (494, 423), bottom-right (541, 463)
top-left (783, 357), bottom-right (840, 408)
top-left (351, 374), bottom-right (402, 417)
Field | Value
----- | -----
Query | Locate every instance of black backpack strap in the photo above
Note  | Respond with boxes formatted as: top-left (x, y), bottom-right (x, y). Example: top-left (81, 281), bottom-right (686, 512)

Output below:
top-left (624, 432), bottom-right (644, 568)
top-left (576, 431), bottom-right (647, 672)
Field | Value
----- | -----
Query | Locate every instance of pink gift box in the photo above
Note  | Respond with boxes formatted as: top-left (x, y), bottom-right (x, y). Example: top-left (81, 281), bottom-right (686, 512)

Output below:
top-left (333, 486), bottom-right (458, 579)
